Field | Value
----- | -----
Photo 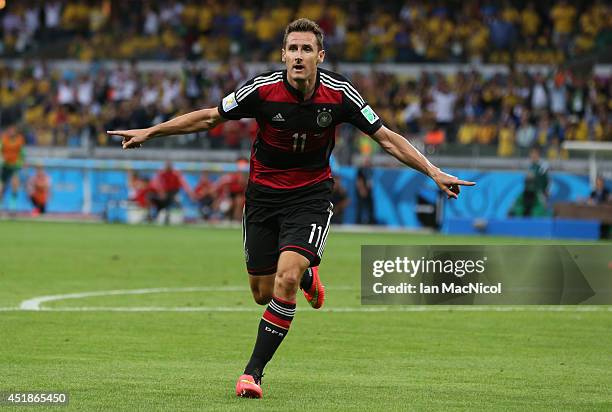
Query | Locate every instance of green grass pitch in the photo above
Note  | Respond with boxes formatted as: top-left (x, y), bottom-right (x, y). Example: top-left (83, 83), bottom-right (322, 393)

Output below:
top-left (0, 220), bottom-right (610, 411)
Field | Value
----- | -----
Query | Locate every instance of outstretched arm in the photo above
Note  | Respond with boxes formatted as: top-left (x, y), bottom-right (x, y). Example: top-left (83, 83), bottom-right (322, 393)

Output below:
top-left (371, 126), bottom-right (475, 199)
top-left (107, 107), bottom-right (225, 149)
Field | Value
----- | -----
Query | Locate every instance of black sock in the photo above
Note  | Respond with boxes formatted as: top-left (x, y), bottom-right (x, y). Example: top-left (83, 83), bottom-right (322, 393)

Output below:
top-left (300, 268), bottom-right (313, 290)
top-left (244, 296), bottom-right (296, 378)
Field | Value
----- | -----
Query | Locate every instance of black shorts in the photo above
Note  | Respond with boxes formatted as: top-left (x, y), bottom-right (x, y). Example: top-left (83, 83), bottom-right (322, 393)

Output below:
top-left (1, 165), bottom-right (18, 185)
top-left (243, 180), bottom-right (334, 276)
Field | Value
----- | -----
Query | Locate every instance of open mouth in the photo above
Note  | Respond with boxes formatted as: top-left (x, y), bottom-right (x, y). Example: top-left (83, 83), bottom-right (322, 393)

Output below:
top-left (293, 64), bottom-right (304, 71)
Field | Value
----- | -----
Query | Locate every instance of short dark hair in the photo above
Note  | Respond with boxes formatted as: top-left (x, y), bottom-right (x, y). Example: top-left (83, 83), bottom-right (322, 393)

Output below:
top-left (283, 18), bottom-right (324, 50)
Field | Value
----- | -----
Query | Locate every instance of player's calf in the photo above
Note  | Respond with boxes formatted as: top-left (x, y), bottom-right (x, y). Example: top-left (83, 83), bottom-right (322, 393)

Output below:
top-left (251, 291), bottom-right (272, 306)
top-left (248, 274), bottom-right (275, 305)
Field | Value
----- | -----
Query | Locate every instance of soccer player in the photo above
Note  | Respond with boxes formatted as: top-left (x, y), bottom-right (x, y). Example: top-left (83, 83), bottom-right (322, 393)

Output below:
top-left (107, 18), bottom-right (475, 399)
top-left (0, 126), bottom-right (26, 210)
top-left (150, 161), bottom-right (194, 224)
top-left (27, 165), bottom-right (51, 215)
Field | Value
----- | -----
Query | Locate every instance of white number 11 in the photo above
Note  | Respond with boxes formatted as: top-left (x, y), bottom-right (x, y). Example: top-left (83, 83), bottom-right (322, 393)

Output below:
top-left (292, 133), bottom-right (307, 152)
top-left (308, 223), bottom-right (323, 247)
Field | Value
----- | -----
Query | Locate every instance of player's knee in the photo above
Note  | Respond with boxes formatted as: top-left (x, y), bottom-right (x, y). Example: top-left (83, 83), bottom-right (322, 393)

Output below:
top-left (275, 268), bottom-right (301, 291)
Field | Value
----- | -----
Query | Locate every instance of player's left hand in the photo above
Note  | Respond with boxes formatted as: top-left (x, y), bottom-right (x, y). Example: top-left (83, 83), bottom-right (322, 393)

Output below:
top-left (430, 169), bottom-right (476, 199)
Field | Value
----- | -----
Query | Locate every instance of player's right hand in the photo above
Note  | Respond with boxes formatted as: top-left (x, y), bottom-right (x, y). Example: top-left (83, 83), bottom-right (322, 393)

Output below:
top-left (107, 129), bottom-right (151, 149)
top-left (430, 169), bottom-right (476, 199)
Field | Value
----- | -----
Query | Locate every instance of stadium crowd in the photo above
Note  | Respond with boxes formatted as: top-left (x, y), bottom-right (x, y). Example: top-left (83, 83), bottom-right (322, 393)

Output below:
top-left (0, 0), bottom-right (610, 64)
top-left (0, 59), bottom-right (610, 160)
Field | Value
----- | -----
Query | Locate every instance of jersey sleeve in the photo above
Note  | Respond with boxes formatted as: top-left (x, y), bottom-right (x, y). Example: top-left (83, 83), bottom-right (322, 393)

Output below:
top-left (332, 73), bottom-right (383, 135)
top-left (217, 72), bottom-right (273, 120)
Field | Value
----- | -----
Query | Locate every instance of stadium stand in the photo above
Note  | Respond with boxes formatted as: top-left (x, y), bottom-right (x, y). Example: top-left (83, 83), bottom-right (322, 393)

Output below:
top-left (1, 0), bottom-right (610, 160)
top-left (0, 60), bottom-right (609, 160)
top-left (1, 0), bottom-right (611, 63)
top-left (0, 0), bottom-right (610, 232)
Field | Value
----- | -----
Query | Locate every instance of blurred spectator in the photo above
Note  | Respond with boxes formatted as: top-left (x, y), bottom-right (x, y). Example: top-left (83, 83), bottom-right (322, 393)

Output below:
top-left (214, 168), bottom-right (247, 222)
top-left (457, 115), bottom-right (478, 145)
top-left (401, 86), bottom-right (422, 134)
top-left (488, 11), bottom-right (516, 50)
top-left (549, 73), bottom-right (568, 114)
top-left (27, 165), bottom-right (51, 215)
top-left (497, 120), bottom-right (516, 157)
top-left (194, 171), bottom-right (215, 220)
top-left (424, 127), bottom-right (445, 149)
top-left (550, 0), bottom-right (577, 51)
top-left (128, 171), bottom-right (154, 210)
top-left (546, 136), bottom-right (569, 160)
top-left (430, 79), bottom-right (457, 140)
top-left (331, 176), bottom-right (350, 224)
top-left (150, 161), bottom-right (193, 224)
top-left (516, 112), bottom-right (537, 151)
top-left (520, 3), bottom-right (540, 39)
top-left (355, 158), bottom-right (375, 224)
top-left (510, 146), bottom-right (550, 217)
top-left (476, 108), bottom-right (497, 145)
top-left (44, 2), bottom-right (64, 39)
top-left (0, 126), bottom-right (26, 209)
top-left (589, 176), bottom-right (610, 205)
top-left (527, 146), bottom-right (550, 198)
top-left (530, 74), bottom-right (549, 112)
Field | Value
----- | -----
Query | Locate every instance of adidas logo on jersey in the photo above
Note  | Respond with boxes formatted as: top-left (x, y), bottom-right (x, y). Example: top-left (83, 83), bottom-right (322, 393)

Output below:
top-left (272, 113), bottom-right (285, 122)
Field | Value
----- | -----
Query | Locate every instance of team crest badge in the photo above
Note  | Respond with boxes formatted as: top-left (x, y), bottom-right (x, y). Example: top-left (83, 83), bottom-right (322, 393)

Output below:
top-left (316, 108), bottom-right (333, 128)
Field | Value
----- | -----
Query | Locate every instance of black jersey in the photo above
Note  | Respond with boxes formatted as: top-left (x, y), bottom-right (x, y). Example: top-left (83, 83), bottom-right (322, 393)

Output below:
top-left (217, 68), bottom-right (383, 196)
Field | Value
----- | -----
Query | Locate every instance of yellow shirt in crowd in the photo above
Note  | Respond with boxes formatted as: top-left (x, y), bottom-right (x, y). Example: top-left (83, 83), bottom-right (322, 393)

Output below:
top-left (551, 3), bottom-right (577, 34)
top-left (497, 126), bottom-right (515, 157)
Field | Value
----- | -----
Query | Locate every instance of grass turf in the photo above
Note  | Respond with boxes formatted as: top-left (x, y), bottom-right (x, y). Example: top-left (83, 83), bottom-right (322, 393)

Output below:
top-left (0, 220), bottom-right (610, 411)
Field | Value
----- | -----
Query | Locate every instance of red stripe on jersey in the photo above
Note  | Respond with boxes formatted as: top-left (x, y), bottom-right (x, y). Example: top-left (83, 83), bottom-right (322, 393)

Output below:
top-left (263, 311), bottom-right (291, 329)
top-left (258, 82), bottom-right (297, 103)
top-left (257, 79), bottom-right (343, 104)
top-left (249, 156), bottom-right (332, 189)
top-left (259, 123), bottom-right (333, 151)
top-left (313, 83), bottom-right (343, 104)
top-left (258, 123), bottom-right (291, 151)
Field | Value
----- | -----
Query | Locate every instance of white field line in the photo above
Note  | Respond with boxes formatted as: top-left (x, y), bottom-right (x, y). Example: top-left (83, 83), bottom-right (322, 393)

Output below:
top-left (19, 286), bottom-right (250, 310)
top-left (18, 286), bottom-right (356, 311)
top-left (3, 287), bottom-right (610, 313)
top-left (1, 306), bottom-right (611, 313)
